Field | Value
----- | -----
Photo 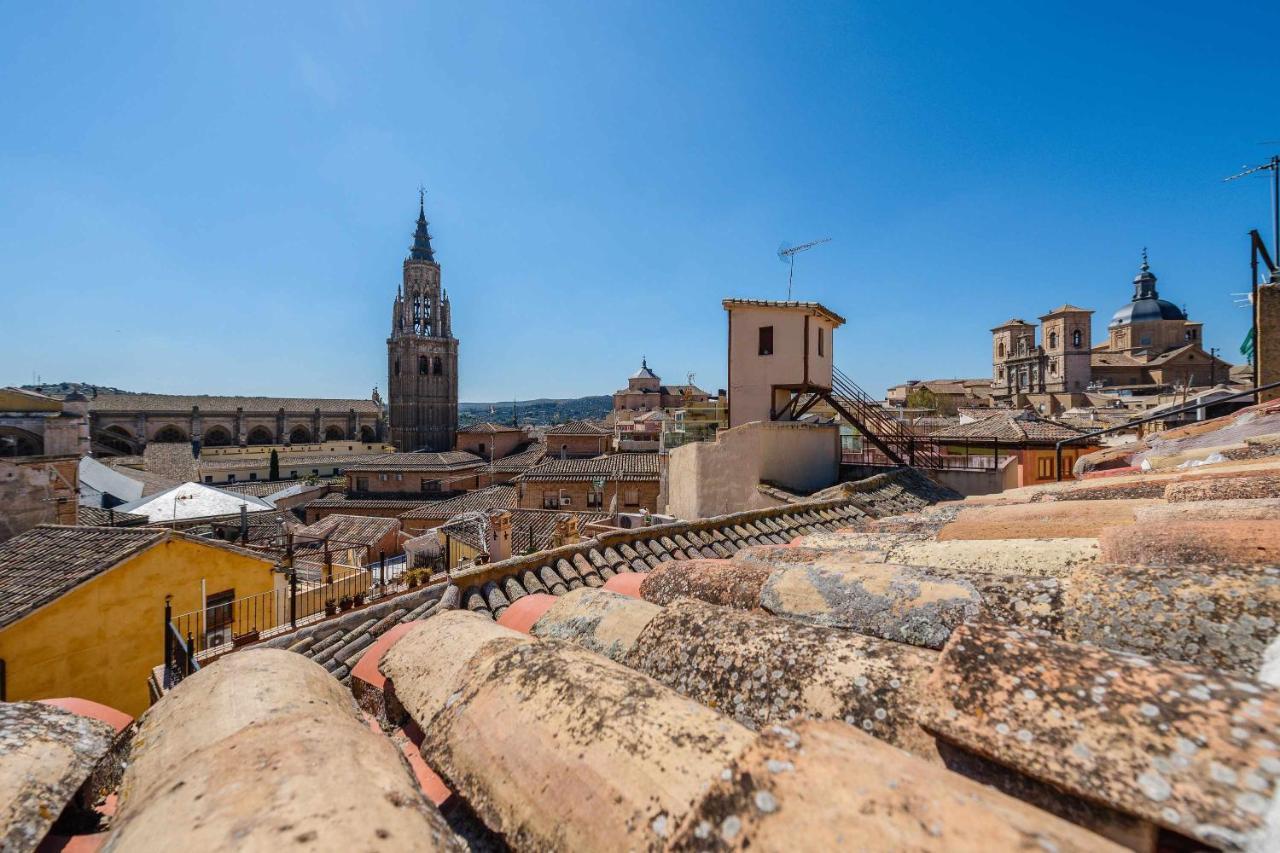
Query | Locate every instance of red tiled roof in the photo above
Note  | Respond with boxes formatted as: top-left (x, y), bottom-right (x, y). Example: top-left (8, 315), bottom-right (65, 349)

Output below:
top-left (343, 451), bottom-right (484, 472)
top-left (542, 421), bottom-right (610, 435)
top-left (399, 485), bottom-right (519, 521)
top-left (294, 514), bottom-right (400, 547)
top-left (931, 411), bottom-right (1088, 443)
top-left (514, 453), bottom-right (660, 482)
top-left (88, 394), bottom-right (382, 413)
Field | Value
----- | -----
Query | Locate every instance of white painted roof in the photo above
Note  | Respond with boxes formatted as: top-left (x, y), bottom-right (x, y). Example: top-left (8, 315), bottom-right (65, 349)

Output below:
top-left (115, 481), bottom-right (274, 523)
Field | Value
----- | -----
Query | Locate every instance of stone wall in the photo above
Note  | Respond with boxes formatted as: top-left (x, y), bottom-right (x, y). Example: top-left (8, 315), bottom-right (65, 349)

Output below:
top-left (666, 421), bottom-right (839, 519)
top-left (0, 455), bottom-right (78, 543)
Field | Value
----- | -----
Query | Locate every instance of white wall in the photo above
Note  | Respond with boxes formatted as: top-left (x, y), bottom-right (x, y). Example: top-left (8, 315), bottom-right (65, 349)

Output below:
top-left (666, 421), bottom-right (839, 520)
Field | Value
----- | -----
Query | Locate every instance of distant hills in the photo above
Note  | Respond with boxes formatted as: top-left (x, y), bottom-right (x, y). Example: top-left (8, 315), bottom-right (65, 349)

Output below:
top-left (460, 396), bottom-right (612, 427)
top-left (19, 382), bottom-right (613, 427)
top-left (19, 382), bottom-right (135, 398)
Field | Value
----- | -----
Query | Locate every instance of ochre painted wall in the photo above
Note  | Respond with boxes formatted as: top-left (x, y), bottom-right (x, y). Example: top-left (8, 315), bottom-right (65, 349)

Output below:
top-left (0, 537), bottom-right (276, 715)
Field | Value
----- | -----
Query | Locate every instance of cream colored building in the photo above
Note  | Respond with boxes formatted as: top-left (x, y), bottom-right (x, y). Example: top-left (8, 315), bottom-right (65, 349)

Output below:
top-left (724, 299), bottom-right (844, 428)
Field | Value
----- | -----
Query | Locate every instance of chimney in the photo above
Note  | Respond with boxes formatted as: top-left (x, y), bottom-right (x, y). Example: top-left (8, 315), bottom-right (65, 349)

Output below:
top-left (486, 511), bottom-right (512, 563)
top-left (553, 514), bottom-right (581, 548)
top-left (239, 504), bottom-right (249, 544)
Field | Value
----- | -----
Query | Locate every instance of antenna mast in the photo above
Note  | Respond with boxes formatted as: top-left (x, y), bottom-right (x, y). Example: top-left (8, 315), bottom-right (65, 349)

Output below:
top-left (777, 237), bottom-right (832, 300)
top-left (1225, 154), bottom-right (1280, 260)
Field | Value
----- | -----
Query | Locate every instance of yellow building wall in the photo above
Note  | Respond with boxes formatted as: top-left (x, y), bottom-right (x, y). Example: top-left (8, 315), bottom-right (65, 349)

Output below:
top-left (0, 537), bottom-right (276, 716)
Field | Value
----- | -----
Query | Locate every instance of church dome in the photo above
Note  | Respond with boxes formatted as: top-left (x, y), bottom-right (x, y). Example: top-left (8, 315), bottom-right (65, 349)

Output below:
top-left (1108, 252), bottom-right (1187, 328)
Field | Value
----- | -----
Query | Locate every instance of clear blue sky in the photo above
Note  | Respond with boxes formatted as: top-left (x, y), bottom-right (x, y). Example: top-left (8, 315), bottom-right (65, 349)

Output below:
top-left (2, 2), bottom-right (1277, 401)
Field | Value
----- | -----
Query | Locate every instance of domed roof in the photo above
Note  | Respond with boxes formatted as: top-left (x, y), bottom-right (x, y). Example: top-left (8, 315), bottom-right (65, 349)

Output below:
top-left (1108, 251), bottom-right (1187, 328)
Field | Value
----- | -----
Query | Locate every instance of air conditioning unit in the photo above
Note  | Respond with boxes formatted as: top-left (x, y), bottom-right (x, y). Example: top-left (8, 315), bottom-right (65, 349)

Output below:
top-left (205, 628), bottom-right (231, 649)
top-left (559, 496), bottom-right (572, 506)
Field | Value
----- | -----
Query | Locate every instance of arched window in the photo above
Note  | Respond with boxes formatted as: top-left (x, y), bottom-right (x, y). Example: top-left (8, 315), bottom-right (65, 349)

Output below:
top-left (1072, 330), bottom-right (1082, 348)
top-left (152, 425), bottom-right (188, 443)
top-left (289, 426), bottom-right (312, 444)
top-left (419, 355), bottom-right (429, 375)
top-left (998, 342), bottom-right (1005, 358)
top-left (323, 425), bottom-right (346, 441)
top-left (247, 426), bottom-right (274, 445)
top-left (203, 426), bottom-right (233, 447)
top-left (394, 359), bottom-right (401, 376)
top-left (432, 356), bottom-right (443, 375)
top-left (1048, 332), bottom-right (1057, 349)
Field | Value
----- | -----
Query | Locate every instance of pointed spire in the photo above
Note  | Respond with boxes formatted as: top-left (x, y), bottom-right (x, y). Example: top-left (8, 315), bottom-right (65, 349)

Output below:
top-left (1132, 247), bottom-right (1158, 300)
top-left (409, 186), bottom-right (435, 262)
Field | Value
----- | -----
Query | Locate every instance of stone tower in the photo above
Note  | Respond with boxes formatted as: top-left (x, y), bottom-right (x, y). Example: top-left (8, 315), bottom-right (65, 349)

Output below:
top-left (387, 192), bottom-right (458, 452)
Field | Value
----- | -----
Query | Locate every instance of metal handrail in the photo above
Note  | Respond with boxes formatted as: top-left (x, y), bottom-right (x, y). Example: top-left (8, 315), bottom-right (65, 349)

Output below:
top-left (831, 367), bottom-right (943, 467)
top-left (1053, 380), bottom-right (1280, 481)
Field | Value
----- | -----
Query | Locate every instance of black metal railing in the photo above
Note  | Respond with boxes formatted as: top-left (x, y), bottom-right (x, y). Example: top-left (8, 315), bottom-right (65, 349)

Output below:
top-left (163, 598), bottom-right (199, 690)
top-left (844, 436), bottom-right (1008, 473)
top-left (829, 367), bottom-right (944, 468)
top-left (166, 554), bottom-right (415, 663)
top-left (1053, 379), bottom-right (1280, 481)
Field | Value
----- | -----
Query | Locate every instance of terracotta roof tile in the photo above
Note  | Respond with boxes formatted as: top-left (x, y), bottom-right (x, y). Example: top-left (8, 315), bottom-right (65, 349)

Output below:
top-left (541, 420), bottom-right (610, 435)
top-left (343, 451), bottom-right (484, 472)
top-left (87, 393), bottom-right (381, 413)
top-left (294, 514), bottom-right (399, 547)
top-left (514, 453), bottom-right (660, 482)
top-left (0, 526), bottom-right (166, 628)
top-left (399, 485), bottom-right (519, 520)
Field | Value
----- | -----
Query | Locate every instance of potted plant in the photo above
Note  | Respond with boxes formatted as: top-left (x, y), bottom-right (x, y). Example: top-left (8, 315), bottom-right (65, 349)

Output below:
top-left (353, 591), bottom-right (366, 607)
top-left (324, 599), bottom-right (337, 617)
top-left (339, 595), bottom-right (354, 611)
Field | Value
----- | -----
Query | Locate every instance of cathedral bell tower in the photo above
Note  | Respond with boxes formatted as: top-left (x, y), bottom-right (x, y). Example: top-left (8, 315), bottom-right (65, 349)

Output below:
top-left (387, 191), bottom-right (459, 452)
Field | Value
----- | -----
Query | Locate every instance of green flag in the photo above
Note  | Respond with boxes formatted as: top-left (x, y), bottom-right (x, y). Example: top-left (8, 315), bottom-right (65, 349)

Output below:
top-left (1241, 327), bottom-right (1255, 365)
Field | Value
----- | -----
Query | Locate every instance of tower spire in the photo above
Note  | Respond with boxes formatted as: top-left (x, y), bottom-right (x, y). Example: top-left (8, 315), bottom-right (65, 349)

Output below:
top-left (409, 187), bottom-right (435, 263)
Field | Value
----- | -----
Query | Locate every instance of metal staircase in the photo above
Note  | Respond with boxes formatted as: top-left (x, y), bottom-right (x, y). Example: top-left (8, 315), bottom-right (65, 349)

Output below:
top-left (771, 367), bottom-right (943, 469)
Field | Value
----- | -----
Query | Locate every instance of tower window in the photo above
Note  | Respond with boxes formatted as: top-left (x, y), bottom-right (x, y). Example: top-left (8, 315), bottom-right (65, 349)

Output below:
top-left (817, 327), bottom-right (825, 357)
top-left (758, 326), bottom-right (774, 356)
top-left (419, 356), bottom-right (429, 375)
top-left (433, 357), bottom-right (443, 375)
top-left (998, 342), bottom-right (1005, 358)
top-left (394, 359), bottom-right (400, 376)
top-left (1048, 331), bottom-right (1057, 349)
top-left (1072, 330), bottom-right (1082, 348)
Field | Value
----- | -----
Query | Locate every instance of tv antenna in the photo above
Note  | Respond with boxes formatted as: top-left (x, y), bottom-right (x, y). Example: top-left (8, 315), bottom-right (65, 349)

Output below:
top-left (777, 237), bottom-right (831, 300)
top-left (1225, 154), bottom-right (1280, 259)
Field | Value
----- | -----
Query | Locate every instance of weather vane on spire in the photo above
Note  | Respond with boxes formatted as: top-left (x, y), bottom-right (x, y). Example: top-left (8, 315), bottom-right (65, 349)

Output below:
top-left (1141, 247), bottom-right (1149, 269)
top-left (418, 184), bottom-right (426, 208)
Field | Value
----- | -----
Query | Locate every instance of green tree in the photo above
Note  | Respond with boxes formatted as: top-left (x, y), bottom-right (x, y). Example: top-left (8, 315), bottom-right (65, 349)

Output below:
top-left (268, 448), bottom-right (280, 481)
top-left (904, 387), bottom-right (938, 412)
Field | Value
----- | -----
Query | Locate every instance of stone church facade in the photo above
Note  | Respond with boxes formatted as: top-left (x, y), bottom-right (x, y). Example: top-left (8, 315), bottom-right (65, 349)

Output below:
top-left (387, 194), bottom-right (459, 452)
top-left (990, 253), bottom-right (1232, 412)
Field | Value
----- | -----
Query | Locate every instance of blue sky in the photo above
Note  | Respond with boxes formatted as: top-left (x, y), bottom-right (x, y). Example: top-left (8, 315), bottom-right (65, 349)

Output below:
top-left (2, 2), bottom-right (1277, 401)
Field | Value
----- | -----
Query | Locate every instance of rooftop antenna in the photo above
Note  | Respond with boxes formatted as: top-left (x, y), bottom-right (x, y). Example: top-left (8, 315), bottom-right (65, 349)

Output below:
top-left (1224, 153), bottom-right (1280, 260)
top-left (777, 238), bottom-right (832, 300)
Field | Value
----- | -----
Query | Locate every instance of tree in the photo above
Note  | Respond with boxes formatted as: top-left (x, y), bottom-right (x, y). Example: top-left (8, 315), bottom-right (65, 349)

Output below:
top-left (905, 386), bottom-right (958, 417)
top-left (268, 448), bottom-right (280, 481)
top-left (905, 387), bottom-right (939, 412)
